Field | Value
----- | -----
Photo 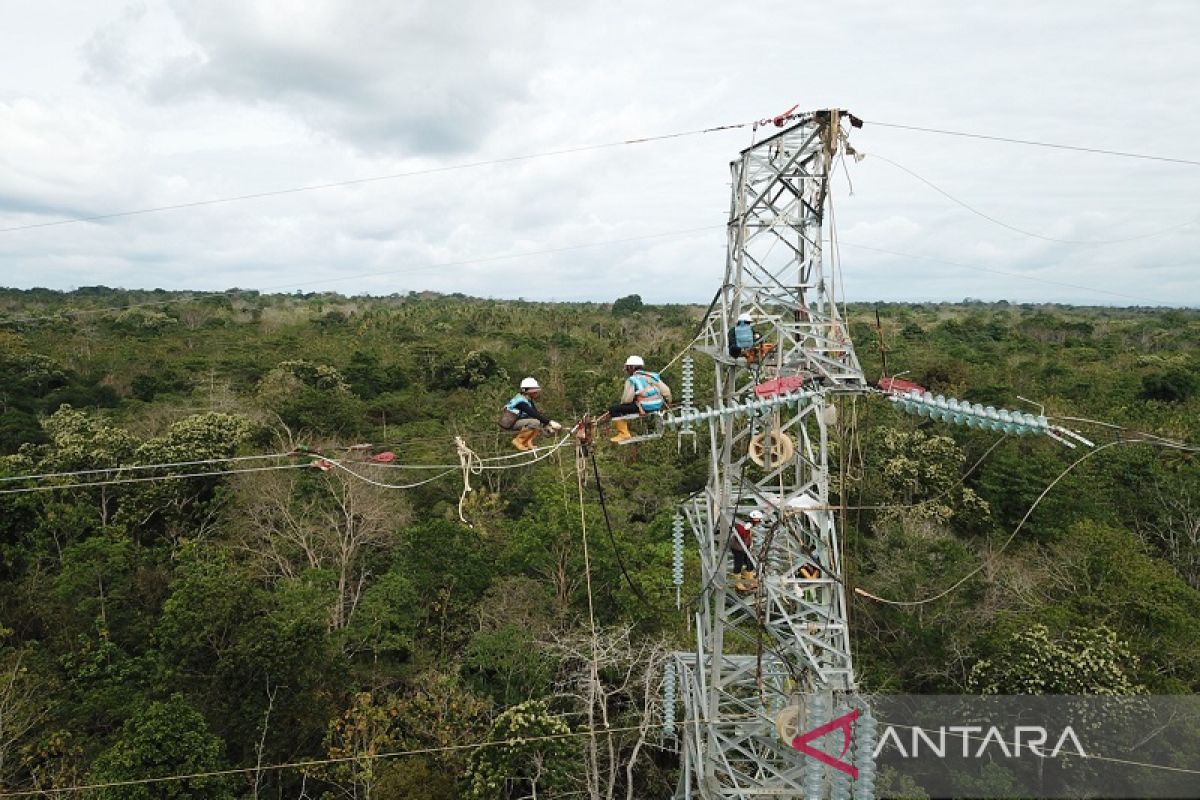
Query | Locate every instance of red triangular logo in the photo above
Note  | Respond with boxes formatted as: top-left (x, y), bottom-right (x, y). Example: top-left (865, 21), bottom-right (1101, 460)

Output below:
top-left (791, 708), bottom-right (859, 778)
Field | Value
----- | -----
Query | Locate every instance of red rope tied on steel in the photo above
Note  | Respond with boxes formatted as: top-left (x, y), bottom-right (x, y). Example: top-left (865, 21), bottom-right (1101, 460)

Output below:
top-left (765, 104), bottom-right (800, 128)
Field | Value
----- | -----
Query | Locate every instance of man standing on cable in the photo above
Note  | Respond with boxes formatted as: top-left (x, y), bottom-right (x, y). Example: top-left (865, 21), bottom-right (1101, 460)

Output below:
top-left (607, 355), bottom-right (672, 444)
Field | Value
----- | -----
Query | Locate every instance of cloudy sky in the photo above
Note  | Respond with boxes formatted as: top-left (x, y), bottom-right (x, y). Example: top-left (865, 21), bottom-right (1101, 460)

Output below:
top-left (1, 1), bottom-right (1197, 306)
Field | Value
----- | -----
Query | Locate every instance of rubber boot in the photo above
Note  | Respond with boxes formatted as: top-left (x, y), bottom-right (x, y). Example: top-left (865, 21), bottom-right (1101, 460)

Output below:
top-left (734, 568), bottom-right (753, 594)
top-left (512, 429), bottom-right (537, 451)
top-left (609, 419), bottom-right (632, 444)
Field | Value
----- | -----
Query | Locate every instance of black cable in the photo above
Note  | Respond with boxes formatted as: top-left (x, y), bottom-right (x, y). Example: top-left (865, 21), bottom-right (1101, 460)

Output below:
top-left (585, 447), bottom-right (668, 616)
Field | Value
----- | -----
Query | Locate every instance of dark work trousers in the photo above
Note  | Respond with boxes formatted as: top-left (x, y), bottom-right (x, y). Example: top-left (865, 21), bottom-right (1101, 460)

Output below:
top-left (608, 402), bottom-right (642, 417)
top-left (731, 543), bottom-right (751, 573)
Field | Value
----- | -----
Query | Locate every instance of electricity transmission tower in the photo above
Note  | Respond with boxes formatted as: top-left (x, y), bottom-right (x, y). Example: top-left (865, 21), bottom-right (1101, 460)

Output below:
top-left (669, 110), bottom-right (877, 799)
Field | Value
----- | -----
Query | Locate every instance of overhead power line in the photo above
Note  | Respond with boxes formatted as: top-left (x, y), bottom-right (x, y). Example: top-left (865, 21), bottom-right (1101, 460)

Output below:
top-left (0, 723), bottom-right (656, 798)
top-left (0, 122), bottom-right (750, 235)
top-left (867, 119), bottom-right (1200, 167)
top-left (869, 153), bottom-right (1200, 245)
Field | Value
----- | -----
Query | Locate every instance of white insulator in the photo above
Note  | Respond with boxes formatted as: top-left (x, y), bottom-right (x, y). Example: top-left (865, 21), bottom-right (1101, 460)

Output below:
top-left (805, 694), bottom-right (828, 800)
top-left (830, 703), bottom-right (853, 800)
top-left (853, 708), bottom-right (878, 800)
top-left (672, 515), bottom-right (685, 592)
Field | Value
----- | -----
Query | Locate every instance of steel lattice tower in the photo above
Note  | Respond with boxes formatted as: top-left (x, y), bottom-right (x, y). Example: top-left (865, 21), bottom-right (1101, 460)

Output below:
top-left (671, 110), bottom-right (876, 800)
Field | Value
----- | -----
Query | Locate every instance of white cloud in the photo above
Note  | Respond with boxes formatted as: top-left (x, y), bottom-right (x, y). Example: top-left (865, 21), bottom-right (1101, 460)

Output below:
top-left (0, 0), bottom-right (1196, 306)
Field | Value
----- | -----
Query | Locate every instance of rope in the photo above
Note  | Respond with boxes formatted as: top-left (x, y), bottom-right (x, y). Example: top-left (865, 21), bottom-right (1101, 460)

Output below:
top-left (5, 714), bottom-right (1196, 798)
top-left (454, 436), bottom-right (483, 524)
top-left (854, 439), bottom-right (1127, 607)
top-left (325, 460), bottom-right (457, 490)
top-left (658, 286), bottom-right (727, 376)
top-left (574, 449), bottom-right (602, 777)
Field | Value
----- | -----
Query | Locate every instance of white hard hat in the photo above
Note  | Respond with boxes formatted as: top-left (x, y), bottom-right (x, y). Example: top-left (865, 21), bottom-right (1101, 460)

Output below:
top-left (748, 509), bottom-right (764, 521)
top-left (624, 355), bottom-right (645, 368)
top-left (520, 377), bottom-right (541, 390)
top-left (737, 313), bottom-right (753, 323)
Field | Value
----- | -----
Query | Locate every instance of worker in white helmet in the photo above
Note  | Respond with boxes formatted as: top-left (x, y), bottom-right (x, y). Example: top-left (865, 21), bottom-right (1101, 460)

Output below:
top-left (724, 311), bottom-right (772, 364)
top-left (607, 355), bottom-right (672, 443)
top-left (500, 377), bottom-right (561, 451)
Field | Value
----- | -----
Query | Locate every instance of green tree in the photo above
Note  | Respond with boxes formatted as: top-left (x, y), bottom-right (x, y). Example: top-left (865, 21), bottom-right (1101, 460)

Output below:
top-left (89, 695), bottom-right (235, 800)
top-left (967, 623), bottom-right (1143, 695)
top-left (611, 295), bottom-right (643, 317)
top-left (464, 700), bottom-right (575, 800)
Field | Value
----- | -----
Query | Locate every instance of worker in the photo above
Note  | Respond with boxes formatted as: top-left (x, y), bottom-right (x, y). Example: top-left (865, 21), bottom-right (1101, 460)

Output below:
top-left (608, 355), bottom-right (672, 443)
top-left (732, 509), bottom-right (763, 591)
top-left (501, 377), bottom-right (561, 451)
top-left (728, 312), bottom-right (758, 358)
top-left (727, 312), bottom-right (775, 365)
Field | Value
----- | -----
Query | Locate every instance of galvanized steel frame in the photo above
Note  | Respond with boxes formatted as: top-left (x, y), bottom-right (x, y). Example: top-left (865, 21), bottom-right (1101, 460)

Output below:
top-left (673, 110), bottom-right (871, 799)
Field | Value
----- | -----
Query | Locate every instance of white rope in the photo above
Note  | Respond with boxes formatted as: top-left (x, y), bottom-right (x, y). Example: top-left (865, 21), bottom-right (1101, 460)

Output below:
top-left (477, 432), bottom-right (576, 470)
top-left (324, 459), bottom-right (457, 490)
top-left (454, 436), bottom-right (483, 524)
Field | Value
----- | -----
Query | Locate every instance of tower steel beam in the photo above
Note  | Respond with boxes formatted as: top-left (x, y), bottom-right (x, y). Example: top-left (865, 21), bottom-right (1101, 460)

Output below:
top-left (673, 110), bottom-right (874, 800)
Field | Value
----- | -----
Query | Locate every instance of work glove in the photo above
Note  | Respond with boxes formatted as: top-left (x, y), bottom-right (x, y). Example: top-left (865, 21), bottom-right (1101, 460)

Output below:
top-left (548, 420), bottom-right (563, 432)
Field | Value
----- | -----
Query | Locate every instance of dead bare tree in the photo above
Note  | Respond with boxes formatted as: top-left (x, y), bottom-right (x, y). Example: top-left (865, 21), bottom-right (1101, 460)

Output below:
top-left (232, 467), bottom-right (409, 630)
top-left (1139, 485), bottom-right (1200, 589)
top-left (0, 650), bottom-right (46, 790)
top-left (251, 678), bottom-right (277, 800)
top-left (544, 624), bottom-right (669, 800)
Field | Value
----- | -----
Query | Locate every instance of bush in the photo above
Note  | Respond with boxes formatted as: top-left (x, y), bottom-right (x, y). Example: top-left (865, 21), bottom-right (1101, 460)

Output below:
top-left (1141, 367), bottom-right (1197, 402)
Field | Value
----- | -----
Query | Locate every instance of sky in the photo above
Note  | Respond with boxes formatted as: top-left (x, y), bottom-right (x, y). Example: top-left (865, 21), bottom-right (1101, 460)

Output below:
top-left (0, 0), bottom-right (1197, 307)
